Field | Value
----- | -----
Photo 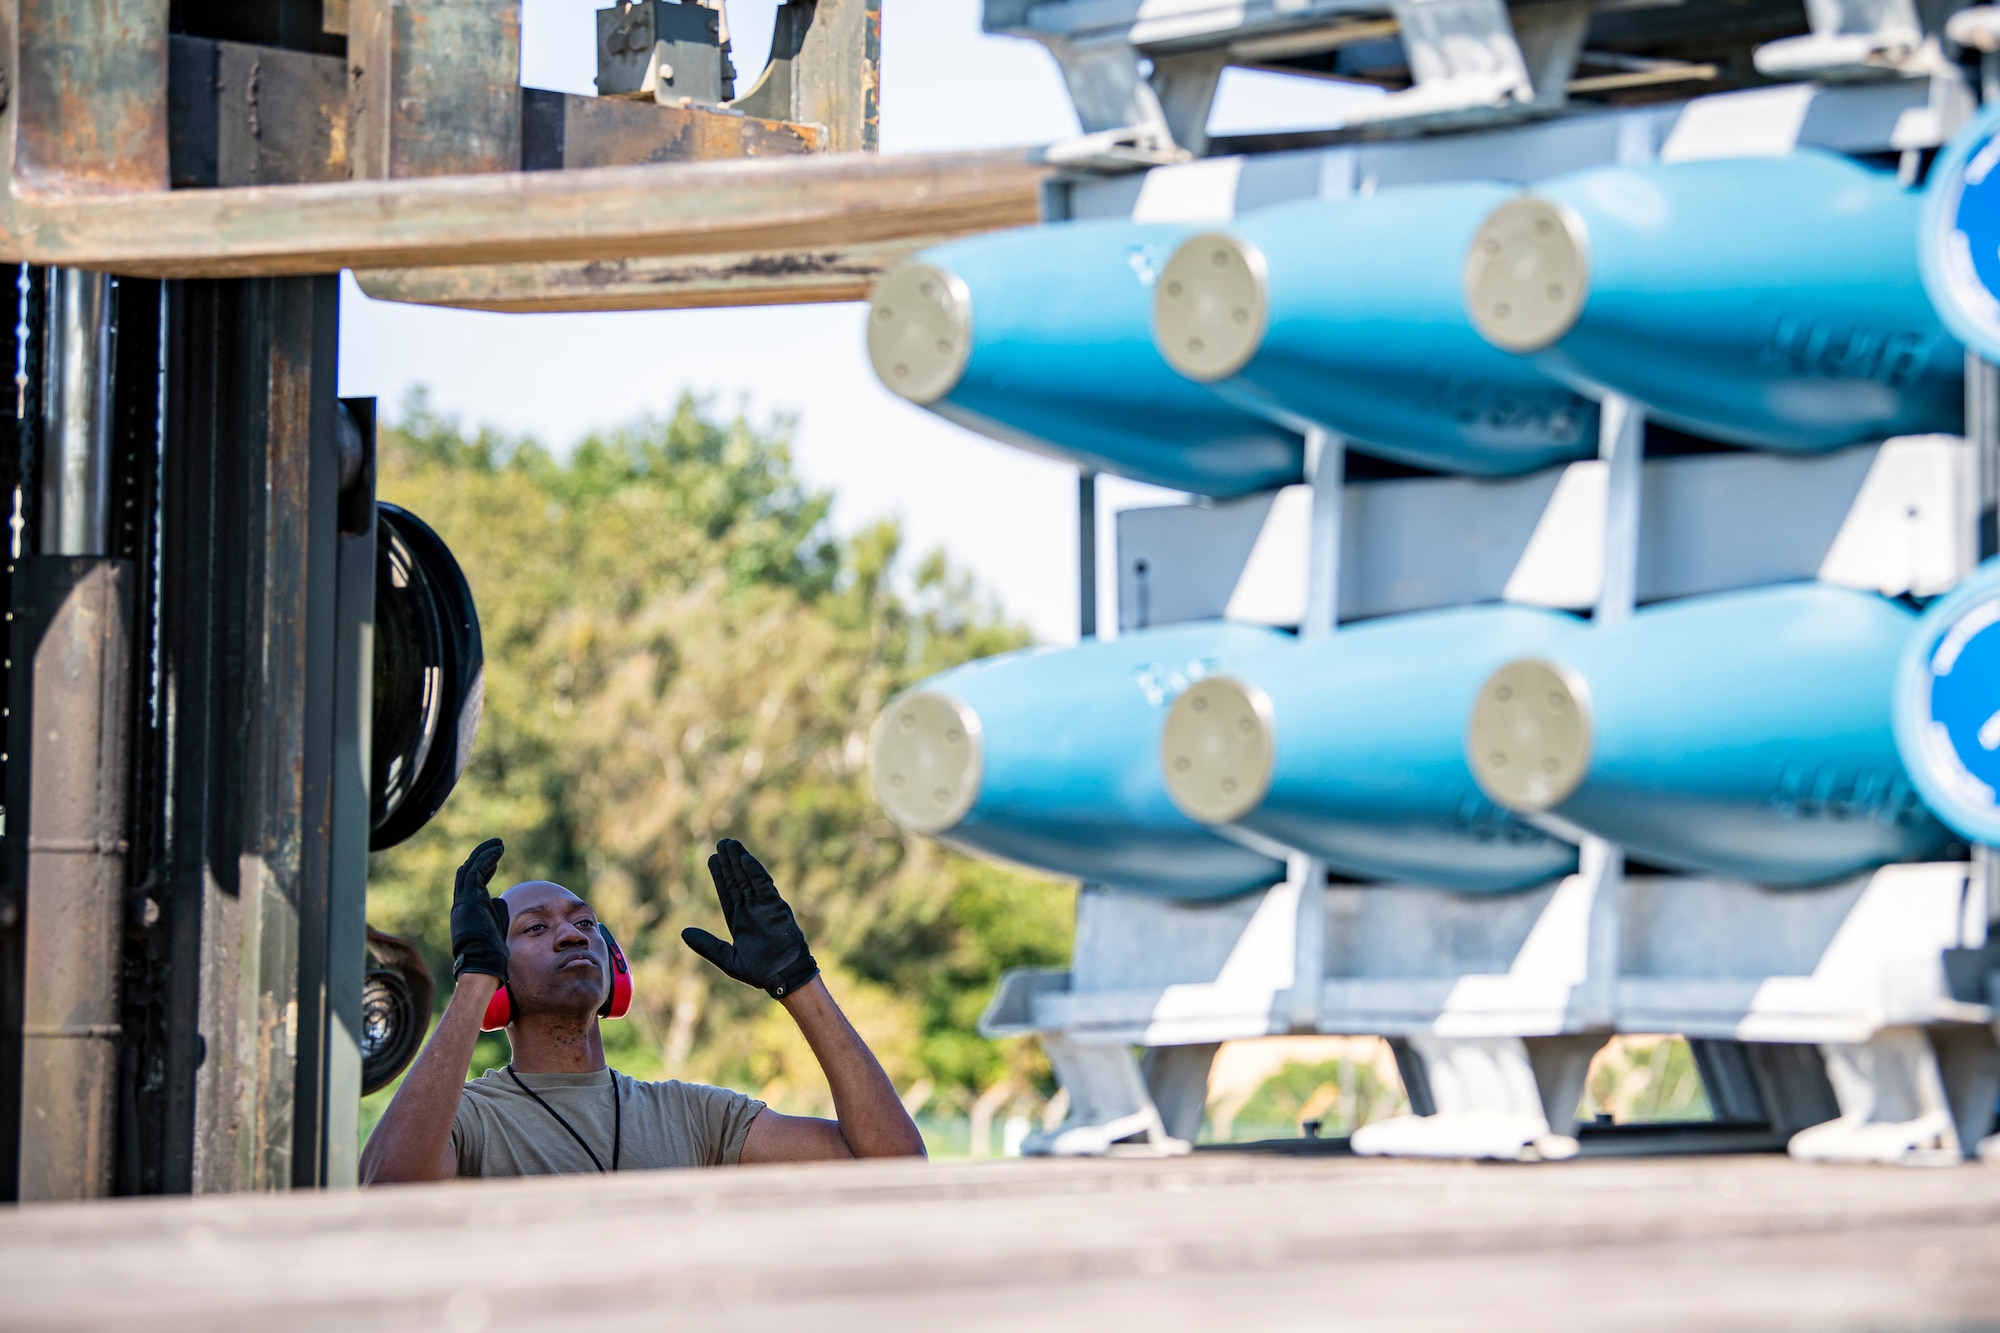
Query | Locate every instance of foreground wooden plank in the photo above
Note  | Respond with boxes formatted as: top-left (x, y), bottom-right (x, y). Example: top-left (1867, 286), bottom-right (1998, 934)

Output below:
top-left (353, 234), bottom-right (954, 313)
top-left (0, 150), bottom-right (1047, 280)
top-left (4, 1154), bottom-right (1998, 1330)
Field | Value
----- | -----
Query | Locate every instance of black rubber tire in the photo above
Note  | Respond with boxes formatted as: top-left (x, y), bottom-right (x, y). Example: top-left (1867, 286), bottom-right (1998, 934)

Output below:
top-left (359, 966), bottom-right (421, 1096)
top-left (370, 502), bottom-right (484, 852)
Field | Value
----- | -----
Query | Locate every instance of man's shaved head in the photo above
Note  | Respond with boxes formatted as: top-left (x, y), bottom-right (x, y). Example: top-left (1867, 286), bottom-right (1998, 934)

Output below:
top-left (501, 880), bottom-right (586, 911)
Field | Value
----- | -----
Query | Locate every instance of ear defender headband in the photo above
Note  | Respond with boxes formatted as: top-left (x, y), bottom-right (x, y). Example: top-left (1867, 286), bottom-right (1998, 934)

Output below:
top-left (481, 922), bottom-right (634, 1032)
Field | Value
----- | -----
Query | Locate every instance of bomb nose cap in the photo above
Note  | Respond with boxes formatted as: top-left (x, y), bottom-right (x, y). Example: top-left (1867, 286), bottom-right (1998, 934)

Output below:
top-left (872, 690), bottom-right (983, 834)
top-left (1154, 233), bottom-right (1271, 383)
top-left (868, 263), bottom-right (974, 406)
top-left (1465, 196), bottom-right (1590, 354)
top-left (1161, 676), bottom-right (1276, 825)
top-left (1467, 658), bottom-right (1593, 812)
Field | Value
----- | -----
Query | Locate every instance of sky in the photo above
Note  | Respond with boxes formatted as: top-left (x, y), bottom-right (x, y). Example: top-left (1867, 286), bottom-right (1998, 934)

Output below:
top-left (336, 0), bottom-right (1372, 643)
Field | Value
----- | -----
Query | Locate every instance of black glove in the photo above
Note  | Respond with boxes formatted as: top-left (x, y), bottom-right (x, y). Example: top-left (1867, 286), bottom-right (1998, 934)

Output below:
top-left (451, 838), bottom-right (510, 983)
top-left (682, 839), bottom-right (819, 999)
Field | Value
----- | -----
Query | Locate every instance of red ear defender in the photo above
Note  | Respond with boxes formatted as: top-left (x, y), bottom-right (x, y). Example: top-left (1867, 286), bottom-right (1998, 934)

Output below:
top-left (598, 924), bottom-right (634, 1020)
top-left (478, 922), bottom-right (634, 1032)
top-left (480, 982), bottom-right (512, 1032)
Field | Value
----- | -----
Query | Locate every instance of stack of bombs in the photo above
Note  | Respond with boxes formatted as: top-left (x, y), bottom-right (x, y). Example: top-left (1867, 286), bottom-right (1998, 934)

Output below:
top-left (864, 148), bottom-right (1973, 899)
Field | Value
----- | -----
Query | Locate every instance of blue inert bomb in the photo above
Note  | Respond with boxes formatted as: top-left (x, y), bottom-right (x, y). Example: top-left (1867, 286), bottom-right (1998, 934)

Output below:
top-left (1920, 102), bottom-right (2000, 365)
top-left (1467, 584), bottom-right (1953, 885)
top-left (1462, 150), bottom-right (1964, 451)
top-left (1158, 605), bottom-right (1585, 893)
top-left (1894, 558), bottom-right (2000, 847)
top-left (1151, 183), bottom-right (1600, 477)
top-left (865, 220), bottom-right (1306, 499)
top-left (870, 623), bottom-right (1293, 901)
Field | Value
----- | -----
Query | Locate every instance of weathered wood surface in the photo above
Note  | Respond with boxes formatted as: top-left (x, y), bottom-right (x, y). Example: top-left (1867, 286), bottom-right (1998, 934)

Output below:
top-left (353, 234), bottom-right (950, 313)
top-left (4, 1153), bottom-right (1999, 1330)
top-left (0, 150), bottom-right (1047, 280)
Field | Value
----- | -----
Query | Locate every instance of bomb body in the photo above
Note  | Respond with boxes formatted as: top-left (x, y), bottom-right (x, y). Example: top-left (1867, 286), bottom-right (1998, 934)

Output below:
top-left (1155, 184), bottom-right (1599, 477)
top-left (1469, 584), bottom-right (1952, 884)
top-left (868, 221), bottom-right (1304, 498)
top-left (1465, 151), bottom-right (1963, 450)
top-left (1161, 605), bottom-right (1585, 892)
top-left (873, 623), bottom-right (1292, 900)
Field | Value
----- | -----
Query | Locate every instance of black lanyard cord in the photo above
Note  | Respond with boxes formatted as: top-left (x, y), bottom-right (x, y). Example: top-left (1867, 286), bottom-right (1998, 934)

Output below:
top-left (506, 1065), bottom-right (622, 1173)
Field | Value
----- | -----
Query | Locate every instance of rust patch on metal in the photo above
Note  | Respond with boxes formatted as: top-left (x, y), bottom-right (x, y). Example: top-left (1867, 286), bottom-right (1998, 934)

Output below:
top-left (14, 0), bottom-right (169, 195)
top-left (558, 95), bottom-right (817, 170)
top-left (387, 2), bottom-right (522, 177)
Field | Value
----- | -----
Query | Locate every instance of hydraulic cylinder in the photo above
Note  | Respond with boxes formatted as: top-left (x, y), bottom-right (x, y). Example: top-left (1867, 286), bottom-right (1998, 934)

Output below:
top-left (867, 220), bottom-right (1306, 498)
top-left (1464, 150), bottom-right (1963, 451)
top-left (1468, 583), bottom-right (1954, 884)
top-left (16, 271), bottom-right (127, 1202)
top-left (872, 623), bottom-right (1293, 900)
top-left (1152, 183), bottom-right (1599, 476)
top-left (1159, 604), bottom-right (1586, 892)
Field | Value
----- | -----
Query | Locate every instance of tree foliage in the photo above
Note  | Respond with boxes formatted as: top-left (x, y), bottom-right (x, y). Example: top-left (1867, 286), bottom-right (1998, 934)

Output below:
top-left (367, 391), bottom-right (1072, 1115)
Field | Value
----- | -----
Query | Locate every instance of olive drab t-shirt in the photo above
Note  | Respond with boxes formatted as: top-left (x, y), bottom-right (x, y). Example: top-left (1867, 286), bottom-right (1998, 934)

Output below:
top-left (451, 1068), bottom-right (766, 1178)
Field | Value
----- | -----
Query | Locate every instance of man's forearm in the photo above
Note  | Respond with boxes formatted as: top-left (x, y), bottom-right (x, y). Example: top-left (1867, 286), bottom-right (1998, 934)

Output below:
top-left (780, 977), bottom-right (927, 1158)
top-left (360, 973), bottom-right (498, 1184)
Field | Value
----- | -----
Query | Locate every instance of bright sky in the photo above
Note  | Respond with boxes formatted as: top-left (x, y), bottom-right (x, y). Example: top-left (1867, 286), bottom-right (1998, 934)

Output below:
top-left (336, 0), bottom-right (1371, 643)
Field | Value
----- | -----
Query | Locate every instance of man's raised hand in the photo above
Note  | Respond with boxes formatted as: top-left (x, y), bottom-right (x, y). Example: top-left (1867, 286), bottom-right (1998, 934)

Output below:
top-left (681, 839), bottom-right (820, 999)
top-left (451, 838), bottom-right (510, 983)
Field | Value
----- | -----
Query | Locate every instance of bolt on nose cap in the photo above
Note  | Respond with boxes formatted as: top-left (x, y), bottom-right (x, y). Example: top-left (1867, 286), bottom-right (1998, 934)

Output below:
top-left (1154, 233), bottom-right (1270, 383)
top-left (868, 263), bottom-right (973, 406)
top-left (1464, 196), bottom-right (1590, 354)
top-left (1161, 676), bottom-right (1276, 825)
top-left (1466, 658), bottom-right (1593, 812)
top-left (871, 691), bottom-right (983, 834)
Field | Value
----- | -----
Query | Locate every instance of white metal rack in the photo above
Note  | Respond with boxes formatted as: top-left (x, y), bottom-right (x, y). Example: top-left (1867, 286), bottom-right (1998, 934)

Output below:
top-left (980, 76), bottom-right (2000, 1165)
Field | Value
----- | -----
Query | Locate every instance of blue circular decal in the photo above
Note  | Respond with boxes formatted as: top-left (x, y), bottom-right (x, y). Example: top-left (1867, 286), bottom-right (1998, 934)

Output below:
top-left (1896, 560), bottom-right (2000, 843)
top-left (1923, 104), bottom-right (2000, 361)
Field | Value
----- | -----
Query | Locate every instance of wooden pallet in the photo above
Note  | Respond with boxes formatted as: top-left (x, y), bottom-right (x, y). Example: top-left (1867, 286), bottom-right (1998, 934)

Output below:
top-left (5, 1153), bottom-right (2000, 1330)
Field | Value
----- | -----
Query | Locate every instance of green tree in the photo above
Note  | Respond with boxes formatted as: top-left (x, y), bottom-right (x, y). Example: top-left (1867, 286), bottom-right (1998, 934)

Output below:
top-left (366, 391), bottom-right (1071, 1116)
